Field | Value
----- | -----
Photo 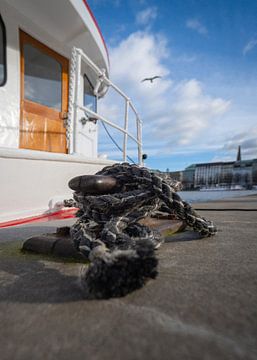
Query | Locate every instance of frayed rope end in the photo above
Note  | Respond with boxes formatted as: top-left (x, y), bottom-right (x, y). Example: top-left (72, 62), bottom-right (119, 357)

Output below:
top-left (79, 239), bottom-right (158, 299)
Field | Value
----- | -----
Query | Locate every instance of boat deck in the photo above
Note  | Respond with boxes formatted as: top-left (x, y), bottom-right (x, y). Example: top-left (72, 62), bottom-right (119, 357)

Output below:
top-left (1, 196), bottom-right (257, 360)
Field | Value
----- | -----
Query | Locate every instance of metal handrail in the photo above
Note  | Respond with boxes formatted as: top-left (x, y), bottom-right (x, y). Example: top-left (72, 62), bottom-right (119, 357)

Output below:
top-left (69, 47), bottom-right (143, 165)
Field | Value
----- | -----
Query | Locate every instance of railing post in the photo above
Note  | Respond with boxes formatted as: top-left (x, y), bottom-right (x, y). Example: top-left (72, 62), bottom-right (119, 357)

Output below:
top-left (72, 49), bottom-right (81, 154)
top-left (71, 47), bottom-right (143, 164)
top-left (137, 118), bottom-right (143, 166)
top-left (123, 99), bottom-right (129, 162)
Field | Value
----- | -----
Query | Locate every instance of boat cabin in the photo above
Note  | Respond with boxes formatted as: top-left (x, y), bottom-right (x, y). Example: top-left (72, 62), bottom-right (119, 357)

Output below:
top-left (0, 0), bottom-right (142, 225)
top-left (0, 0), bottom-right (112, 224)
top-left (0, 0), bottom-right (109, 156)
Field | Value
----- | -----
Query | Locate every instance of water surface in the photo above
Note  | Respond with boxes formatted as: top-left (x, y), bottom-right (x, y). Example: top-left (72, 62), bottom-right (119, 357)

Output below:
top-left (178, 190), bottom-right (257, 204)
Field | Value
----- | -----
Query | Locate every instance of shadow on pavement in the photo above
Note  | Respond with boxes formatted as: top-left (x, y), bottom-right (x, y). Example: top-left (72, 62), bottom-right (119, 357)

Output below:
top-left (0, 223), bottom-right (204, 305)
top-left (0, 254), bottom-right (84, 304)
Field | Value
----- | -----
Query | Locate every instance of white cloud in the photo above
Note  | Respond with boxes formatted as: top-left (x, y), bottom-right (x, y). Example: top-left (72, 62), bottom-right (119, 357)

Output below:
top-left (136, 7), bottom-right (158, 26)
top-left (208, 128), bottom-right (257, 163)
top-left (243, 38), bottom-right (257, 55)
top-left (98, 31), bottom-right (231, 161)
top-left (164, 80), bottom-right (231, 145)
top-left (223, 128), bottom-right (257, 158)
top-left (107, 31), bottom-right (172, 115)
top-left (186, 19), bottom-right (208, 35)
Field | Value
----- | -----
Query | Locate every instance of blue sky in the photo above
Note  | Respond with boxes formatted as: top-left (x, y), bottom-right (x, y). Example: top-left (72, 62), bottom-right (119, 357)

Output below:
top-left (89, 0), bottom-right (257, 171)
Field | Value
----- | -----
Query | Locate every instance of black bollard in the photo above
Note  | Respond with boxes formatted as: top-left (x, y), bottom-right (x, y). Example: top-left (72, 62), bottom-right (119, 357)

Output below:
top-left (68, 175), bottom-right (119, 195)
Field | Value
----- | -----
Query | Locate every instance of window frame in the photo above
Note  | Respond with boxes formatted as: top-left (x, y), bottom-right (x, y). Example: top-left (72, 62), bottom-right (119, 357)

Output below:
top-left (0, 14), bottom-right (7, 87)
top-left (23, 42), bottom-right (63, 111)
top-left (83, 74), bottom-right (97, 113)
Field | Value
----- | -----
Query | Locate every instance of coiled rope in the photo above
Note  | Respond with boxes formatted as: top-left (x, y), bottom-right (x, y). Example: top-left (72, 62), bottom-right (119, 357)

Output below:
top-left (66, 163), bottom-right (217, 299)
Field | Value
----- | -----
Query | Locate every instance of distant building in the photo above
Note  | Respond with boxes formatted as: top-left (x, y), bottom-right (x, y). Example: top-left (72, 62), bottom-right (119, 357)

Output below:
top-left (181, 164), bottom-right (196, 190)
top-left (232, 159), bottom-right (254, 189)
top-left (194, 161), bottom-right (235, 189)
top-left (167, 146), bottom-right (257, 190)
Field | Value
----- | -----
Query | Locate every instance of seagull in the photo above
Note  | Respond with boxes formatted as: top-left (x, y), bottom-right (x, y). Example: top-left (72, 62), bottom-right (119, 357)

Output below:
top-left (141, 76), bottom-right (162, 83)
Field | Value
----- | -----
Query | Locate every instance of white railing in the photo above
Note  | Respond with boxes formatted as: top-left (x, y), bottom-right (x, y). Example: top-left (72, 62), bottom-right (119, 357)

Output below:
top-left (68, 47), bottom-right (143, 165)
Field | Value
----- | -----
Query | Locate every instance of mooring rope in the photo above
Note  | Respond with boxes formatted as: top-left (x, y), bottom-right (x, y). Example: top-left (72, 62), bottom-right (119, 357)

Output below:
top-left (66, 163), bottom-right (217, 299)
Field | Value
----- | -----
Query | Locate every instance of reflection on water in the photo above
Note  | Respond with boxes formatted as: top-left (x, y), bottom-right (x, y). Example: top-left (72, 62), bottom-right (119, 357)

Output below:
top-left (178, 190), bottom-right (257, 203)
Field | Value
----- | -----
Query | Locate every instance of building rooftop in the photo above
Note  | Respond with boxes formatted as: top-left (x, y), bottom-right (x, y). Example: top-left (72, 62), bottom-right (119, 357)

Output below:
top-left (185, 164), bottom-right (196, 170)
top-left (185, 158), bottom-right (257, 170)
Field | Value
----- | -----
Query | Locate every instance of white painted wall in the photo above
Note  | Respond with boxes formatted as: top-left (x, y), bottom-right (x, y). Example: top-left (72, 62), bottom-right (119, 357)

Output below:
top-left (0, 148), bottom-right (114, 222)
top-left (0, 2), bottom-right (20, 148)
top-left (69, 0), bottom-right (109, 71)
top-left (75, 62), bottom-right (98, 158)
top-left (76, 107), bottom-right (98, 158)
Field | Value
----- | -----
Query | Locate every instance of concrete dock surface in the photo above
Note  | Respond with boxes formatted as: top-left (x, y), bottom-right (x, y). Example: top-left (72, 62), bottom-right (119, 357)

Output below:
top-left (0, 195), bottom-right (257, 360)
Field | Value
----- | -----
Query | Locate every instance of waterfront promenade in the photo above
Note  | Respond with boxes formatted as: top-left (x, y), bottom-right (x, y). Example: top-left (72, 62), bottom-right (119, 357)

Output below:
top-left (0, 195), bottom-right (257, 359)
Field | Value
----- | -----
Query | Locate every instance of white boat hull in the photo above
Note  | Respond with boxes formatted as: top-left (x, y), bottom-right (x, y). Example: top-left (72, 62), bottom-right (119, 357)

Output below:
top-left (0, 148), bottom-right (114, 224)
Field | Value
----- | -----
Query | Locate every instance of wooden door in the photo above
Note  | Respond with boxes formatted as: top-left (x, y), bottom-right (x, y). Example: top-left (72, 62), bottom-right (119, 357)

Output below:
top-left (19, 30), bottom-right (68, 153)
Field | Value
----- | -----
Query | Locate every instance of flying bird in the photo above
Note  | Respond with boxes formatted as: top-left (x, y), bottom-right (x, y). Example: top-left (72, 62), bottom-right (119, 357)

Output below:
top-left (141, 76), bottom-right (162, 83)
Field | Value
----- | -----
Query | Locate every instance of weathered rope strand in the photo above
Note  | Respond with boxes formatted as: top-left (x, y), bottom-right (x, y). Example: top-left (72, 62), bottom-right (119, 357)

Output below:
top-left (68, 163), bottom-right (217, 298)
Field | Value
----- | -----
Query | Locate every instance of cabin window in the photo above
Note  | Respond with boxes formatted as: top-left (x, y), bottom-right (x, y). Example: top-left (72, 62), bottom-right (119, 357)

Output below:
top-left (84, 74), bottom-right (97, 112)
top-left (24, 43), bottom-right (62, 110)
top-left (0, 14), bottom-right (7, 87)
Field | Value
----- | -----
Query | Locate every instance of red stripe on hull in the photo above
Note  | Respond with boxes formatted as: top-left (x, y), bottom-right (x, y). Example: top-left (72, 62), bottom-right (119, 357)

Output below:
top-left (0, 208), bottom-right (78, 229)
